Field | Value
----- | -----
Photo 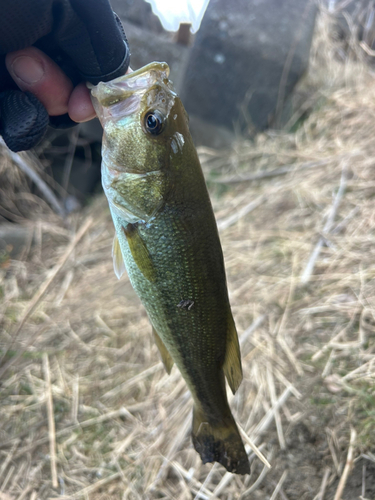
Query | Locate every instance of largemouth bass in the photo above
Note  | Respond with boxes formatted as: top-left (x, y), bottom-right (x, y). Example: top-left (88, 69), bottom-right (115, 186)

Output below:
top-left (90, 62), bottom-right (249, 475)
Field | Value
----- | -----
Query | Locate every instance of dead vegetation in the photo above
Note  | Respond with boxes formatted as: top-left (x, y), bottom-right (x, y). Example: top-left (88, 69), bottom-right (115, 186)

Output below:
top-left (1, 7), bottom-right (375, 500)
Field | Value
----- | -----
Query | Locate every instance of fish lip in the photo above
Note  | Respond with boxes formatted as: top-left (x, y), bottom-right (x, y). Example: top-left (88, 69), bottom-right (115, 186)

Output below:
top-left (88, 62), bottom-right (169, 91)
top-left (90, 62), bottom-right (172, 100)
top-left (114, 62), bottom-right (170, 84)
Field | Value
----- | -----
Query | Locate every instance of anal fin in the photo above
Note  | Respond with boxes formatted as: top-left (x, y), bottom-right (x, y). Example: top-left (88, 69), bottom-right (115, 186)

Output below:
top-left (223, 314), bottom-right (243, 394)
top-left (152, 327), bottom-right (174, 374)
top-left (123, 223), bottom-right (156, 282)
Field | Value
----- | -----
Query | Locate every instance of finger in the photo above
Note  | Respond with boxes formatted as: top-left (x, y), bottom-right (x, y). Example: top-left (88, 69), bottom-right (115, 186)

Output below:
top-left (68, 82), bottom-right (96, 123)
top-left (5, 46), bottom-right (73, 116)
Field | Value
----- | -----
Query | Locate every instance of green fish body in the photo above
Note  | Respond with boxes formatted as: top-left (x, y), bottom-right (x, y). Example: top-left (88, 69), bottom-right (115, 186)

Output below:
top-left (91, 63), bottom-right (249, 475)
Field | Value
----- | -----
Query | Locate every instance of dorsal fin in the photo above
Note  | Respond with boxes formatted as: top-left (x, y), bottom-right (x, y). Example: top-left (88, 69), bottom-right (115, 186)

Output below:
top-left (112, 233), bottom-right (125, 279)
top-left (223, 314), bottom-right (243, 394)
top-left (152, 327), bottom-right (174, 374)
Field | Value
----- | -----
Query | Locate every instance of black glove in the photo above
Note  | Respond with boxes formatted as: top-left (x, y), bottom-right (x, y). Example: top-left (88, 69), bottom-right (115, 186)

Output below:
top-left (0, 0), bottom-right (130, 152)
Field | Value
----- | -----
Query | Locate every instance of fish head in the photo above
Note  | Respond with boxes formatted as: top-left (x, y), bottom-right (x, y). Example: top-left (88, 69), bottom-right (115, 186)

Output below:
top-left (90, 62), bottom-right (190, 222)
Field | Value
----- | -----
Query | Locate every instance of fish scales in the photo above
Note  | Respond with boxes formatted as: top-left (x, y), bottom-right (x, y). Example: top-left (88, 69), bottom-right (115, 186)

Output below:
top-left (114, 205), bottom-right (227, 393)
top-left (91, 62), bottom-right (250, 475)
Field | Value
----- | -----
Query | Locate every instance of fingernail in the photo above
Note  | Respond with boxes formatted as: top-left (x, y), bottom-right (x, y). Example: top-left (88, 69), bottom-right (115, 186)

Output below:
top-left (11, 56), bottom-right (45, 85)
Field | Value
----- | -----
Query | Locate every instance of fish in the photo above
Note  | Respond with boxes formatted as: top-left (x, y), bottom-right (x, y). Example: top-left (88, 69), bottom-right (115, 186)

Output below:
top-left (90, 62), bottom-right (250, 475)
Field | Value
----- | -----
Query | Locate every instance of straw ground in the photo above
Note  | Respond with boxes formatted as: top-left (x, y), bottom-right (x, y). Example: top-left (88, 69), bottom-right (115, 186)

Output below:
top-left (1, 7), bottom-right (375, 499)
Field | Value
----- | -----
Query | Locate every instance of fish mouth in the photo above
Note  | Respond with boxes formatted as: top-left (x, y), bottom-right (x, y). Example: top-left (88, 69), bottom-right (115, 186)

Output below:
top-left (90, 62), bottom-right (171, 107)
top-left (90, 62), bottom-right (174, 125)
top-left (118, 62), bottom-right (170, 88)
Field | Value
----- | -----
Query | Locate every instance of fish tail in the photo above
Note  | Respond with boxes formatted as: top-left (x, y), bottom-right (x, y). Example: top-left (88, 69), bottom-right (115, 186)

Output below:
top-left (192, 406), bottom-right (250, 475)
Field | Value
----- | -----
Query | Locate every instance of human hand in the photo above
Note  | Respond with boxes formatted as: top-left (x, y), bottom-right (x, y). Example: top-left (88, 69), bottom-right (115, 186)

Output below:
top-left (6, 46), bottom-right (95, 124)
top-left (0, 0), bottom-right (130, 152)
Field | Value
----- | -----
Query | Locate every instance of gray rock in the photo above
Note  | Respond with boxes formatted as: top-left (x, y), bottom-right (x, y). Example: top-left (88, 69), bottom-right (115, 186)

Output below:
top-left (110, 0), bottom-right (164, 33)
top-left (180, 0), bottom-right (318, 145)
top-left (187, 115), bottom-right (234, 150)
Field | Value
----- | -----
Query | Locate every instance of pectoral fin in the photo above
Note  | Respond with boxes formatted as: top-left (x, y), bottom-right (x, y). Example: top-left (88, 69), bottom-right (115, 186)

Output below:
top-left (223, 314), bottom-right (243, 394)
top-left (112, 234), bottom-right (126, 279)
top-left (123, 223), bottom-right (156, 282)
top-left (152, 327), bottom-right (174, 374)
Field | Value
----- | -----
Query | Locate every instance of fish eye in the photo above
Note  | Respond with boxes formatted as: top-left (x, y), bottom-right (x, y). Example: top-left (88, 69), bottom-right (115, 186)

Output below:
top-left (144, 110), bottom-right (164, 135)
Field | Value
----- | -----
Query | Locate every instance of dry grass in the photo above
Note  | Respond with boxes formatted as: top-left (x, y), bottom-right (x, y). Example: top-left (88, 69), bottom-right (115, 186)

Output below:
top-left (2, 8), bottom-right (375, 500)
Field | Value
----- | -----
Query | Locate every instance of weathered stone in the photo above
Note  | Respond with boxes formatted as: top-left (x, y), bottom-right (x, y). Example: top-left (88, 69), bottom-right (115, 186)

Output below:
top-left (110, 0), bottom-right (164, 33)
top-left (180, 0), bottom-right (318, 145)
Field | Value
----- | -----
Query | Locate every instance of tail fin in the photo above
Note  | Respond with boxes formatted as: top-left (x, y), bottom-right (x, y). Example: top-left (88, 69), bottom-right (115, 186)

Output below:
top-left (192, 406), bottom-right (250, 475)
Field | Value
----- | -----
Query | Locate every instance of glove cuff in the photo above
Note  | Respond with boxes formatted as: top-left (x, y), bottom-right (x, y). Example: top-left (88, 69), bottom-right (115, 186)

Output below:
top-left (0, 91), bottom-right (49, 151)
